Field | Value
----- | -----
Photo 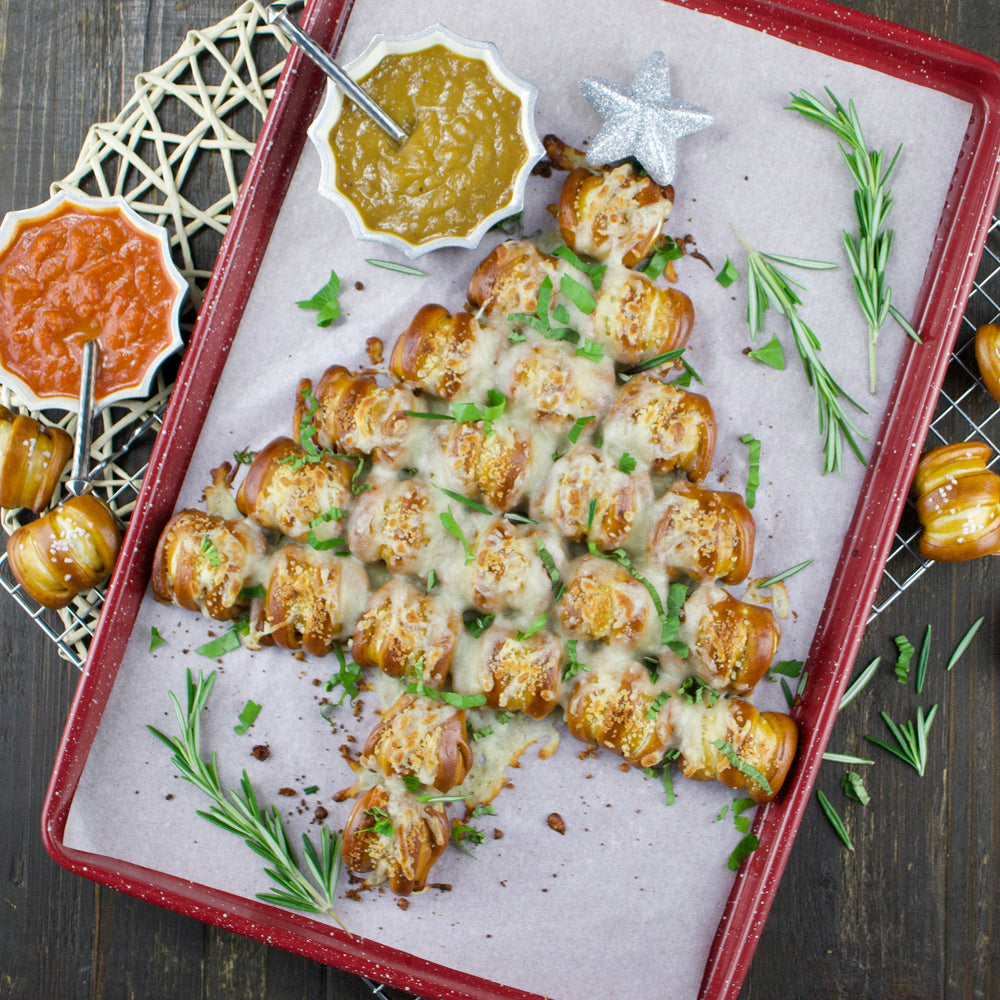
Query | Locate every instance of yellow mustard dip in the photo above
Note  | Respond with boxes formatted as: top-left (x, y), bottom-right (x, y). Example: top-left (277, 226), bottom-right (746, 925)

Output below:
top-left (329, 45), bottom-right (529, 244)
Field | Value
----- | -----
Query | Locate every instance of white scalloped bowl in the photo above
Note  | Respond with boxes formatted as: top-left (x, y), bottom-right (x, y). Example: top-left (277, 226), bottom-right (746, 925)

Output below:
top-left (0, 191), bottom-right (186, 412)
top-left (307, 24), bottom-right (545, 259)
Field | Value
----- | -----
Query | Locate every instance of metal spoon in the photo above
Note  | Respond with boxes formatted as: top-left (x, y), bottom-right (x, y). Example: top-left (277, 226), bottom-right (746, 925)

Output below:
top-left (65, 338), bottom-right (99, 497)
top-left (266, 1), bottom-right (408, 145)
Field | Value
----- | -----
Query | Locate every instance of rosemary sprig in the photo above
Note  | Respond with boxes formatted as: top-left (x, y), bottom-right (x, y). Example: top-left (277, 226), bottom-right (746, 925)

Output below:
top-left (787, 88), bottom-right (920, 394)
top-left (737, 234), bottom-right (867, 475)
top-left (866, 705), bottom-right (937, 776)
top-left (147, 669), bottom-right (346, 926)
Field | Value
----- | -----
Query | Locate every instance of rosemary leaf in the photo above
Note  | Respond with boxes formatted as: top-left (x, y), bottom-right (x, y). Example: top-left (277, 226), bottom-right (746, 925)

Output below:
top-left (947, 617), bottom-right (984, 670)
top-left (839, 655), bottom-right (880, 711)
top-left (816, 789), bottom-right (854, 850)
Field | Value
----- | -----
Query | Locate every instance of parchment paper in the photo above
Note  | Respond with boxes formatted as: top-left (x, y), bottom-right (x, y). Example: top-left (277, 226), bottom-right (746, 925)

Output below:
top-left (62, 1), bottom-right (973, 998)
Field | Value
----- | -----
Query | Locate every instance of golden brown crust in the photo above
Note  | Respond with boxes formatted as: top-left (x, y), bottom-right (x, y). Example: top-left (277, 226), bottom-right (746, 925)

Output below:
top-left (6, 494), bottom-right (121, 608)
top-left (437, 421), bottom-right (532, 513)
top-left (466, 239), bottom-right (556, 316)
top-left (346, 477), bottom-right (438, 576)
top-left (351, 577), bottom-right (459, 688)
top-left (648, 481), bottom-right (755, 584)
top-left (341, 784), bottom-right (451, 895)
top-left (363, 693), bottom-right (472, 793)
top-left (235, 437), bottom-right (355, 543)
top-left (150, 508), bottom-right (266, 620)
top-left (478, 623), bottom-right (562, 719)
top-left (602, 373), bottom-right (716, 481)
top-left (0, 406), bottom-right (74, 513)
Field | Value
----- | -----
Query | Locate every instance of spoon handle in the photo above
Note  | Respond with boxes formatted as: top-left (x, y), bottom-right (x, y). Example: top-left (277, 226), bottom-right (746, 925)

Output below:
top-left (66, 339), bottom-right (99, 497)
top-left (267, 4), bottom-right (408, 145)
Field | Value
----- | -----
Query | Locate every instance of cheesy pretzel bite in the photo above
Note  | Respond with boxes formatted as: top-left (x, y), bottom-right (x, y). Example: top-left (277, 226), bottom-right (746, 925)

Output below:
top-left (347, 476), bottom-right (441, 577)
top-left (590, 264), bottom-right (694, 366)
top-left (389, 304), bottom-right (501, 400)
top-left (647, 481), bottom-right (755, 584)
top-left (601, 372), bottom-right (716, 481)
top-left (341, 782), bottom-right (450, 895)
top-left (0, 405), bottom-right (73, 512)
top-left (362, 693), bottom-right (473, 794)
top-left (466, 238), bottom-right (557, 317)
top-left (151, 509), bottom-right (267, 621)
top-left (565, 657), bottom-right (673, 769)
top-left (351, 577), bottom-right (459, 689)
top-left (498, 340), bottom-right (617, 426)
top-left (672, 697), bottom-right (798, 804)
top-left (465, 518), bottom-right (568, 624)
top-left (558, 554), bottom-right (660, 650)
top-left (557, 163), bottom-right (674, 268)
top-left (297, 366), bottom-right (425, 469)
top-left (435, 419), bottom-right (537, 513)
top-left (235, 437), bottom-right (355, 543)
top-left (251, 545), bottom-right (369, 656)
top-left (453, 622), bottom-right (562, 719)
top-left (530, 444), bottom-right (653, 551)
top-left (670, 584), bottom-right (780, 695)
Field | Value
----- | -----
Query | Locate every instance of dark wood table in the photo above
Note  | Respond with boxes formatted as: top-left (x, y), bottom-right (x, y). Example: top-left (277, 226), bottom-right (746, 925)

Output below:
top-left (2, 2), bottom-right (998, 998)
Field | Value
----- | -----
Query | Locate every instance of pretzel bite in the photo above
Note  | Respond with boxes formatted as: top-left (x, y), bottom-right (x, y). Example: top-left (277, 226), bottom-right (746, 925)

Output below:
top-left (6, 494), bottom-right (121, 609)
top-left (530, 444), bottom-right (653, 550)
top-left (601, 373), bottom-right (716, 480)
top-left (363, 693), bottom-right (473, 793)
top-left (389, 304), bottom-right (500, 400)
top-left (298, 366), bottom-right (425, 469)
top-left (590, 264), bottom-right (694, 366)
top-left (674, 697), bottom-right (798, 803)
top-left (347, 477), bottom-right (439, 576)
top-left (0, 405), bottom-right (73, 512)
top-left (465, 518), bottom-right (567, 624)
top-left (674, 584), bottom-right (780, 695)
top-left (252, 545), bottom-right (369, 656)
top-left (648, 481), bottom-right (755, 584)
top-left (472, 623), bottom-right (562, 719)
top-left (565, 658), bottom-right (673, 768)
top-left (341, 783), bottom-right (450, 895)
top-left (235, 437), bottom-right (355, 543)
top-left (151, 509), bottom-right (266, 620)
top-left (912, 441), bottom-right (1000, 561)
top-left (351, 577), bottom-right (459, 688)
top-left (499, 340), bottom-right (617, 426)
top-left (436, 420), bottom-right (535, 512)
top-left (466, 238), bottom-right (557, 316)
top-left (557, 163), bottom-right (673, 268)
top-left (558, 554), bottom-right (659, 649)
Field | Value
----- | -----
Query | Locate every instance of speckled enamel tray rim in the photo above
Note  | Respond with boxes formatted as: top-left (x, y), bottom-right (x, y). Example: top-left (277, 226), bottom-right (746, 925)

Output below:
top-left (39, 2), bottom-right (1000, 999)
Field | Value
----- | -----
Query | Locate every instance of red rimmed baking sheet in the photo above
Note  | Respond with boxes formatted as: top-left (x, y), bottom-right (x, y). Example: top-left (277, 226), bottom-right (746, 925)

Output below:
top-left (41, 1), bottom-right (1000, 999)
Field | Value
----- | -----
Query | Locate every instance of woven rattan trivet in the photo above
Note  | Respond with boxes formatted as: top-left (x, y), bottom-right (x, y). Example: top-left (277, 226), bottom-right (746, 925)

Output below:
top-left (0, 0), bottom-right (289, 663)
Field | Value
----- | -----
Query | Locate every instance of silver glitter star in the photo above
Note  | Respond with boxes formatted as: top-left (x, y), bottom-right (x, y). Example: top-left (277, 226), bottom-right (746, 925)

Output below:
top-left (580, 51), bottom-right (713, 186)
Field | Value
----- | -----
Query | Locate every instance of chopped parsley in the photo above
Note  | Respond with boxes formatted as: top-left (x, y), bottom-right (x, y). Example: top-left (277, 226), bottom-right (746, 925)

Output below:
top-left (233, 699), bottom-right (262, 735)
top-left (296, 270), bottom-right (342, 327)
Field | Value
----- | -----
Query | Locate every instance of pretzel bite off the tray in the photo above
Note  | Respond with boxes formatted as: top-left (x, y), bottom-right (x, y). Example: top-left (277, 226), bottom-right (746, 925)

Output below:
top-left (0, 405), bottom-right (74, 512)
top-left (7, 494), bottom-right (121, 609)
top-left (251, 545), bottom-right (369, 656)
top-left (647, 481), bottom-right (756, 584)
top-left (557, 163), bottom-right (674, 268)
top-left (341, 782), bottom-right (451, 895)
top-left (151, 509), bottom-right (267, 620)
top-left (601, 372), bottom-right (716, 480)
top-left (235, 436), bottom-right (356, 543)
top-left (363, 693), bottom-right (473, 794)
top-left (351, 577), bottom-right (459, 689)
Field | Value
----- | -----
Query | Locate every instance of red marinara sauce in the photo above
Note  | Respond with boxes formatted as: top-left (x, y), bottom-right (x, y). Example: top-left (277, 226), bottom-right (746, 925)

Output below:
top-left (0, 201), bottom-right (179, 401)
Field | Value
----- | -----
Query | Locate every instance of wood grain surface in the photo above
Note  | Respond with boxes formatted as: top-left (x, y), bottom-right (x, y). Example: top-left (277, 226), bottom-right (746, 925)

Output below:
top-left (1, 2), bottom-right (998, 998)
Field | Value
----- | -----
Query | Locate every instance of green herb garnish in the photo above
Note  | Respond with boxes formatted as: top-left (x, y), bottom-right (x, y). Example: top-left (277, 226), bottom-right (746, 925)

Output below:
top-left (567, 415), bottom-right (595, 444)
top-left (838, 655), bottom-right (880, 711)
top-left (441, 507), bottom-right (474, 564)
top-left (516, 613), bottom-right (547, 641)
top-left (323, 644), bottom-right (362, 706)
top-left (195, 619), bottom-right (249, 658)
top-left (747, 334), bottom-right (786, 370)
top-left (712, 739), bottom-right (773, 797)
top-left (560, 273), bottom-right (597, 314)
top-left (150, 626), bottom-right (166, 652)
top-left (462, 609), bottom-right (495, 637)
top-left (740, 432), bottom-right (761, 508)
top-left (787, 88), bottom-right (920, 394)
top-left (365, 258), bottom-right (426, 276)
top-left (147, 670), bottom-right (345, 923)
top-left (642, 239), bottom-right (684, 280)
top-left (866, 706), bottom-right (937, 775)
top-left (647, 691), bottom-right (671, 720)
top-left (893, 634), bottom-right (914, 684)
top-left (562, 638), bottom-right (589, 682)
top-left (535, 538), bottom-right (563, 597)
top-left (816, 789), bottom-right (854, 850)
top-left (362, 806), bottom-right (394, 838)
top-left (716, 256), bottom-right (740, 287)
top-left (233, 447), bottom-right (257, 465)
top-left (727, 833), bottom-right (760, 870)
top-left (234, 699), bottom-right (262, 735)
top-left (618, 452), bottom-right (637, 474)
top-left (296, 270), bottom-right (342, 327)
top-left (552, 245), bottom-right (607, 289)
top-left (200, 535), bottom-right (221, 567)
top-left (914, 624), bottom-right (932, 694)
top-left (947, 617), bottom-right (984, 670)
top-left (841, 771), bottom-right (870, 805)
top-left (738, 235), bottom-right (865, 475)
top-left (757, 559), bottom-right (814, 588)
top-left (575, 339), bottom-right (605, 363)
